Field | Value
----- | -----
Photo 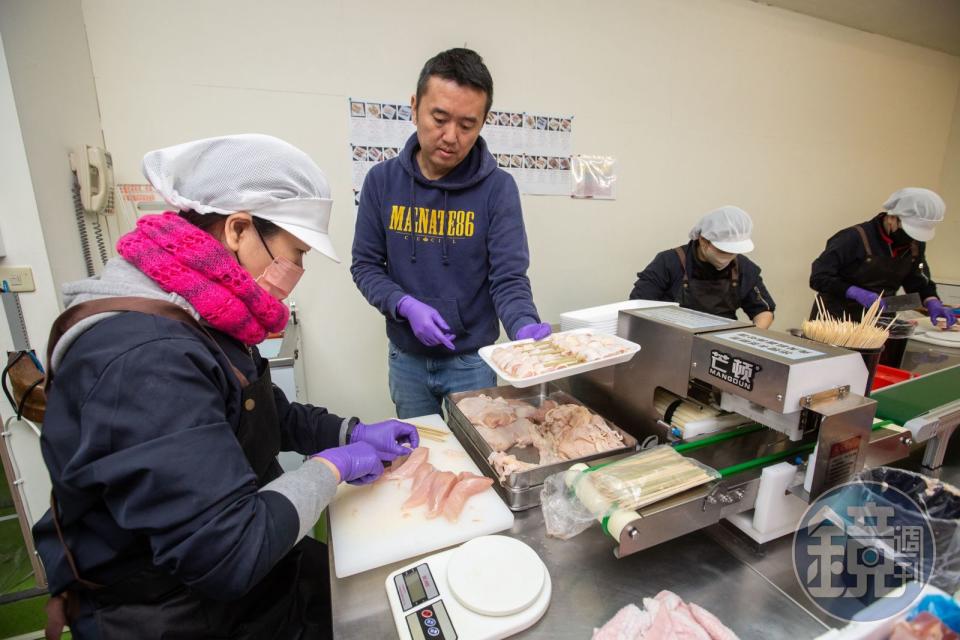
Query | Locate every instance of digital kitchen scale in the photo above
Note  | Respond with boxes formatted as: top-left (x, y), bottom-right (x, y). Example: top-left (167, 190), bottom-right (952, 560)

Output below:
top-left (385, 535), bottom-right (551, 640)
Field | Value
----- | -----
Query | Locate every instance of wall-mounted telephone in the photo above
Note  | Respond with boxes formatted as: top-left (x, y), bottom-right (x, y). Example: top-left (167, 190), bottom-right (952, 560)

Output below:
top-left (70, 145), bottom-right (115, 215)
top-left (70, 145), bottom-right (117, 276)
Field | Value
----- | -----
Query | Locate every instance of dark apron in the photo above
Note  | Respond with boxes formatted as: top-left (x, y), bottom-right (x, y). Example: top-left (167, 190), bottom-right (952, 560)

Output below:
top-left (674, 246), bottom-right (740, 319)
top-left (43, 297), bottom-right (329, 640)
top-left (809, 225), bottom-right (919, 320)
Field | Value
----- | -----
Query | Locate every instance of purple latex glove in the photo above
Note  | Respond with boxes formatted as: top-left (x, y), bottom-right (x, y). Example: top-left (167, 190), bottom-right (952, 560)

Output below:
top-left (350, 420), bottom-right (420, 461)
top-left (515, 322), bottom-right (552, 341)
top-left (397, 295), bottom-right (456, 350)
top-left (313, 442), bottom-right (384, 485)
top-left (845, 285), bottom-right (886, 311)
top-left (925, 298), bottom-right (956, 328)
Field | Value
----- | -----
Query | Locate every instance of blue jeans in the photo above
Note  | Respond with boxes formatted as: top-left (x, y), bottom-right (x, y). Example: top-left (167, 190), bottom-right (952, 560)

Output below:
top-left (388, 342), bottom-right (497, 419)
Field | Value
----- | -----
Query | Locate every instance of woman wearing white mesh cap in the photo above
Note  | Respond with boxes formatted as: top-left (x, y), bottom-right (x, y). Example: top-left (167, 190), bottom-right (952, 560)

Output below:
top-left (809, 187), bottom-right (954, 329)
top-left (33, 134), bottom-right (419, 639)
top-left (630, 206), bottom-right (776, 328)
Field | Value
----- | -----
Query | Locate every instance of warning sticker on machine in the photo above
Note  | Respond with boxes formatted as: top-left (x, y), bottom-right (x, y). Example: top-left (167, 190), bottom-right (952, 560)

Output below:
top-left (825, 436), bottom-right (862, 487)
top-left (714, 331), bottom-right (824, 361)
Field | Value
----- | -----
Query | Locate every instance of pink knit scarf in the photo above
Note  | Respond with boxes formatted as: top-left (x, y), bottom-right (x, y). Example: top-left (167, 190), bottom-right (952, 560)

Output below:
top-left (117, 212), bottom-right (289, 345)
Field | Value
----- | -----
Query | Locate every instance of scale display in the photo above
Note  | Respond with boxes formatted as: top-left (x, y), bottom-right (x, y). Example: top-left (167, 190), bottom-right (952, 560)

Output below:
top-left (386, 536), bottom-right (551, 640)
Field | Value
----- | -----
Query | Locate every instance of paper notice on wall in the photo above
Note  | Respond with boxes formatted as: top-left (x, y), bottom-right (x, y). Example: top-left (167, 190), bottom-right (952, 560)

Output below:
top-left (116, 183), bottom-right (169, 219)
top-left (348, 98), bottom-right (573, 203)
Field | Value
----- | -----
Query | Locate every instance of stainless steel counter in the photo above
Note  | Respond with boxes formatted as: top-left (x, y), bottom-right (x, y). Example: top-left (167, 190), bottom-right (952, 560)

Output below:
top-left (330, 505), bottom-right (828, 639)
top-left (329, 337), bottom-right (960, 640)
top-left (900, 336), bottom-right (960, 375)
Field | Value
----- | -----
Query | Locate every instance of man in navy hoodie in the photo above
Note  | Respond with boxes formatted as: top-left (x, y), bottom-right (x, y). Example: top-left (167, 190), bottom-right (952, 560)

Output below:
top-left (351, 48), bottom-right (549, 418)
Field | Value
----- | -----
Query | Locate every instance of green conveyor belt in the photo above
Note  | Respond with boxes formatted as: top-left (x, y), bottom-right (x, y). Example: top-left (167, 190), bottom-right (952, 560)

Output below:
top-left (871, 365), bottom-right (960, 425)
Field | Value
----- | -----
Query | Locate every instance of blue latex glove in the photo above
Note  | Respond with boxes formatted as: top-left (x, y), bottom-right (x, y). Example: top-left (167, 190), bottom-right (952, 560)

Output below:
top-left (845, 285), bottom-right (885, 310)
top-left (351, 419), bottom-right (420, 461)
top-left (313, 442), bottom-right (384, 485)
top-left (926, 298), bottom-right (956, 328)
top-left (907, 595), bottom-right (960, 633)
top-left (515, 322), bottom-right (552, 341)
top-left (397, 295), bottom-right (456, 350)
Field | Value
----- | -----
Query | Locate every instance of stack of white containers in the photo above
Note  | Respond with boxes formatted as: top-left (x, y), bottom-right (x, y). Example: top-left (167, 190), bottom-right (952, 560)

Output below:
top-left (559, 300), bottom-right (677, 335)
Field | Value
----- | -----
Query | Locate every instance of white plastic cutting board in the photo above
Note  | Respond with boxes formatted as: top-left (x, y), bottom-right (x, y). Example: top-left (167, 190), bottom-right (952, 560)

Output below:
top-left (329, 414), bottom-right (515, 578)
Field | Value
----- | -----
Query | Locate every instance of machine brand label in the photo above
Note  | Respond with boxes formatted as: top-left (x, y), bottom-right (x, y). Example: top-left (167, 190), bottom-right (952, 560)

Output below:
top-left (707, 349), bottom-right (761, 391)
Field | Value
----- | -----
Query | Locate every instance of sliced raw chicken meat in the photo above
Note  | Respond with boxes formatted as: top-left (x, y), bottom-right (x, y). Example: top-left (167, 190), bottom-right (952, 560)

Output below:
top-left (425, 471), bottom-right (457, 519)
top-left (456, 395), bottom-right (516, 428)
top-left (442, 474), bottom-right (494, 522)
top-left (591, 603), bottom-right (651, 640)
top-left (689, 603), bottom-right (739, 640)
top-left (474, 424), bottom-right (517, 452)
top-left (488, 451), bottom-right (538, 482)
top-left (411, 462), bottom-right (435, 488)
top-left (403, 468), bottom-right (438, 509)
top-left (475, 418), bottom-right (536, 452)
top-left (458, 394), bottom-right (624, 480)
top-left (383, 446), bottom-right (429, 480)
top-left (593, 592), bottom-right (739, 640)
top-left (529, 399), bottom-right (558, 423)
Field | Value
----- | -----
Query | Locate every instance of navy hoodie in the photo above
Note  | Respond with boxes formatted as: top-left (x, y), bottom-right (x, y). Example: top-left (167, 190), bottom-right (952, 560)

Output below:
top-left (351, 133), bottom-right (541, 356)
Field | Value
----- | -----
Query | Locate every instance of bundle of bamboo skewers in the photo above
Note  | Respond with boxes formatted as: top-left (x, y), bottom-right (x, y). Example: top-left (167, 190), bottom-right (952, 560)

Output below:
top-left (801, 295), bottom-right (890, 349)
top-left (586, 447), bottom-right (718, 511)
top-left (411, 423), bottom-right (449, 443)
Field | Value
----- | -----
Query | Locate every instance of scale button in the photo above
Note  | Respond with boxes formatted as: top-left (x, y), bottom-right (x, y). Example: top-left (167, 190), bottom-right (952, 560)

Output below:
top-left (424, 618), bottom-right (437, 627)
top-left (427, 628), bottom-right (440, 637)
top-left (421, 609), bottom-right (433, 619)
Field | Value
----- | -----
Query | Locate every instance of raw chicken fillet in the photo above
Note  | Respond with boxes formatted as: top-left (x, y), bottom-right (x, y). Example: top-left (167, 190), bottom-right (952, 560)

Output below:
top-left (592, 590), bottom-right (738, 640)
top-left (457, 394), bottom-right (624, 478)
top-left (384, 447), bottom-right (494, 522)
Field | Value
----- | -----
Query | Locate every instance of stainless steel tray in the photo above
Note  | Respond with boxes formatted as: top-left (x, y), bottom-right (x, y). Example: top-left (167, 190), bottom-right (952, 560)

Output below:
top-left (444, 383), bottom-right (639, 510)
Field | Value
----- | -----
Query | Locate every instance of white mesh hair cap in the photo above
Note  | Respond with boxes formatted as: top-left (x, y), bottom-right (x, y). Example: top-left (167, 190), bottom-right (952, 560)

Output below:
top-left (688, 205), bottom-right (755, 254)
top-left (142, 134), bottom-right (339, 262)
top-left (882, 187), bottom-right (945, 243)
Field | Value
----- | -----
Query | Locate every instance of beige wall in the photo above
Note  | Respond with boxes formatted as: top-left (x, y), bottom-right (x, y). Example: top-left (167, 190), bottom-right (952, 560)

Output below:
top-left (77, 0), bottom-right (960, 421)
top-left (932, 85), bottom-right (960, 280)
top-left (0, 0), bottom-right (107, 294)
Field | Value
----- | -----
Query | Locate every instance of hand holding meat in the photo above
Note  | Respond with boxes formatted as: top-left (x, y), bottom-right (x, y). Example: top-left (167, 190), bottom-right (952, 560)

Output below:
top-left (351, 419), bottom-right (420, 461)
top-left (314, 442), bottom-right (384, 485)
top-left (926, 298), bottom-right (956, 328)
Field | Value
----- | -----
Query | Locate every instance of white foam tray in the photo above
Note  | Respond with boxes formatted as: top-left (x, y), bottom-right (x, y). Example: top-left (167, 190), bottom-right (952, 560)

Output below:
top-left (478, 328), bottom-right (641, 388)
top-left (559, 299), bottom-right (676, 332)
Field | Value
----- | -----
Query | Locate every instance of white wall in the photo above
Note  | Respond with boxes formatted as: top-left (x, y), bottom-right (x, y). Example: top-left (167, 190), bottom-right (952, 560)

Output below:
top-left (0, 29), bottom-right (61, 391)
top-left (78, 0), bottom-right (960, 421)
top-left (0, 0), bottom-right (107, 293)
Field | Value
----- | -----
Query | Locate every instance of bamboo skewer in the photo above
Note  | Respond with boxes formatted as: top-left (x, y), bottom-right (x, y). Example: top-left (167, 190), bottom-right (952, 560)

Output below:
top-left (801, 295), bottom-right (891, 349)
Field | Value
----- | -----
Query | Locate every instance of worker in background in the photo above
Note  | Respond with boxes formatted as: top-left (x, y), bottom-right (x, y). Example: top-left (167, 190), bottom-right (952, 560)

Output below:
top-left (809, 187), bottom-right (954, 327)
top-left (33, 134), bottom-right (418, 639)
top-left (351, 48), bottom-right (549, 418)
top-left (629, 206), bottom-right (776, 328)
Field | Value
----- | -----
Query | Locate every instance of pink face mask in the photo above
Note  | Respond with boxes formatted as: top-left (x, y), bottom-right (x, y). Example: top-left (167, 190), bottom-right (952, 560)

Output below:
top-left (255, 256), bottom-right (304, 300)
